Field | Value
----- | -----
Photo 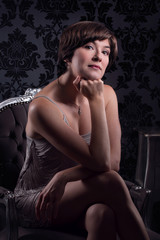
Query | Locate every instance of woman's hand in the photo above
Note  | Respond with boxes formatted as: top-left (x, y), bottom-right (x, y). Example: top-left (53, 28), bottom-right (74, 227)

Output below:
top-left (35, 173), bottom-right (66, 223)
top-left (73, 76), bottom-right (104, 100)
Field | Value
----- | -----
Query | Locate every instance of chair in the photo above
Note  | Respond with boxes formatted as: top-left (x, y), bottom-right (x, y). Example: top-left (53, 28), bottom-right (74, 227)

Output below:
top-left (0, 89), bottom-right (160, 240)
top-left (135, 128), bottom-right (160, 230)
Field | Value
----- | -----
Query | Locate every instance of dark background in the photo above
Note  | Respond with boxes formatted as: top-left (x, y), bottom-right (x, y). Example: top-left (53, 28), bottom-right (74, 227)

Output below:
top-left (0, 0), bottom-right (160, 181)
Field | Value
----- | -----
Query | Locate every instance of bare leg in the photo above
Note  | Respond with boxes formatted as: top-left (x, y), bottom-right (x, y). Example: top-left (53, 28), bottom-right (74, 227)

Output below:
top-left (50, 170), bottom-right (149, 240)
top-left (85, 203), bottom-right (117, 240)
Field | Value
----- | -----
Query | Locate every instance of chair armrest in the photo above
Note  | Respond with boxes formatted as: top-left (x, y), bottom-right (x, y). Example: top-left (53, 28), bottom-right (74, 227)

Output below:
top-left (125, 181), bottom-right (151, 222)
top-left (0, 187), bottom-right (18, 240)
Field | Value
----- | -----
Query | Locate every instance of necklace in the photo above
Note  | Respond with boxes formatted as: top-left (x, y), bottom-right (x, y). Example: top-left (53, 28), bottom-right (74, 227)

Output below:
top-left (57, 77), bottom-right (81, 116)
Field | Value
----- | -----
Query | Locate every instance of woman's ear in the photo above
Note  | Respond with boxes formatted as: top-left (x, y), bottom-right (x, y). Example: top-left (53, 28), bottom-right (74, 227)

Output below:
top-left (64, 58), bottom-right (71, 64)
top-left (64, 59), bottom-right (71, 69)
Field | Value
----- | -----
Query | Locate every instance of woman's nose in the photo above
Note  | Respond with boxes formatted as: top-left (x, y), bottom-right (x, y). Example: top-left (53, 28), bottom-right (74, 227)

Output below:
top-left (92, 53), bottom-right (102, 62)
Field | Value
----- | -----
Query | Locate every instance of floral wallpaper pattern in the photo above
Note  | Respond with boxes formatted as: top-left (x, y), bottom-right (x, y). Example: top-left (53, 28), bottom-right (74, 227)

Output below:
top-left (0, 0), bottom-right (160, 181)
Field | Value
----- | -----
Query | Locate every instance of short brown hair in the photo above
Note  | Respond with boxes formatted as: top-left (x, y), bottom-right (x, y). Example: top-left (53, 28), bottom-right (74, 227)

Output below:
top-left (57, 21), bottom-right (118, 76)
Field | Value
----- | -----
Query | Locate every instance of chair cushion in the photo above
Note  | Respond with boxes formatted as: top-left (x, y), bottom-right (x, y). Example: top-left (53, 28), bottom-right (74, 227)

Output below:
top-left (0, 88), bottom-right (41, 191)
top-left (0, 103), bottom-right (29, 191)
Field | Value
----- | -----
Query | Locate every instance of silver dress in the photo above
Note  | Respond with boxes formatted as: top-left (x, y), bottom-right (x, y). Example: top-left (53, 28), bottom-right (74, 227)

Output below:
top-left (14, 96), bottom-right (91, 227)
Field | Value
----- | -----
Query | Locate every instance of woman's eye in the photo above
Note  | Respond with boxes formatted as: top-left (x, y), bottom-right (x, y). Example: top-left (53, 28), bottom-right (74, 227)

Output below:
top-left (103, 50), bottom-right (110, 56)
top-left (85, 45), bottom-right (93, 50)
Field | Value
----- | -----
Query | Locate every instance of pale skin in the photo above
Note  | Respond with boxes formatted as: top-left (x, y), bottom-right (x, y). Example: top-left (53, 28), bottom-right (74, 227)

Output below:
top-left (26, 39), bottom-right (149, 240)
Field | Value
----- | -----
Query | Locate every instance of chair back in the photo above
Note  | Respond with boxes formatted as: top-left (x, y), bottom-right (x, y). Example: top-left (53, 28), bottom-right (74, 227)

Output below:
top-left (0, 89), bottom-right (40, 191)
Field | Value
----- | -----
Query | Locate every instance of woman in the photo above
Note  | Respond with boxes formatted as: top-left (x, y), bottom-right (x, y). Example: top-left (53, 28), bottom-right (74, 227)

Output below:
top-left (15, 21), bottom-right (149, 240)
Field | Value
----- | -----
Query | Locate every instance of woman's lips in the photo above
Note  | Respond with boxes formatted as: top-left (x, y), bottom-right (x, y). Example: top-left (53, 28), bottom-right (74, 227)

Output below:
top-left (88, 65), bottom-right (101, 70)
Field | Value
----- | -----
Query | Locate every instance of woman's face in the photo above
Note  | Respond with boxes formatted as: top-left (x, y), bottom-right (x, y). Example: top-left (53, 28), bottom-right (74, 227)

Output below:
top-left (68, 39), bottom-right (110, 80)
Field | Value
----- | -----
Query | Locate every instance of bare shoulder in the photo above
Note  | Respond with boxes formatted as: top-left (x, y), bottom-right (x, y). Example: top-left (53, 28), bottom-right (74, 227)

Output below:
top-left (29, 95), bottom-right (62, 121)
top-left (103, 84), bottom-right (118, 106)
top-left (28, 96), bottom-right (47, 118)
top-left (27, 94), bottom-right (64, 137)
top-left (28, 80), bottom-right (56, 114)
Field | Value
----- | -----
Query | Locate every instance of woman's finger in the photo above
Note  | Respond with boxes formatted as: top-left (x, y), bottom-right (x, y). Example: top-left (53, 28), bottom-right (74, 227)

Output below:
top-left (35, 193), bottom-right (43, 220)
top-left (73, 76), bottom-right (81, 91)
top-left (36, 192), bottom-right (49, 220)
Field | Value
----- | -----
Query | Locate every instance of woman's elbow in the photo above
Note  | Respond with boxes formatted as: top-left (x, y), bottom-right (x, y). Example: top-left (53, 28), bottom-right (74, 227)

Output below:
top-left (94, 160), bottom-right (111, 172)
top-left (93, 162), bottom-right (119, 173)
top-left (86, 160), bottom-right (109, 172)
top-left (113, 164), bottom-right (120, 172)
top-left (85, 155), bottom-right (119, 172)
top-left (101, 154), bottom-right (120, 172)
top-left (111, 158), bottom-right (120, 172)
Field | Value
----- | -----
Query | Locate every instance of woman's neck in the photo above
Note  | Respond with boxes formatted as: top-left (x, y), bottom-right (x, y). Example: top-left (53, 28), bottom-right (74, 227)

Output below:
top-left (56, 73), bottom-right (84, 106)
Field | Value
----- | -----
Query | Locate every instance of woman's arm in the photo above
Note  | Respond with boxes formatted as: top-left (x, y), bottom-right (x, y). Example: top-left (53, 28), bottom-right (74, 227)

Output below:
top-left (80, 79), bottom-right (111, 170)
top-left (103, 85), bottom-right (121, 171)
top-left (78, 79), bottom-right (121, 172)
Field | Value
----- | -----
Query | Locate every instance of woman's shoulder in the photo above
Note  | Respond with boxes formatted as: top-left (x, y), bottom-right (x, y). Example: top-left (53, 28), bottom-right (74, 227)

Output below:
top-left (103, 84), bottom-right (118, 103)
top-left (103, 83), bottom-right (115, 92)
top-left (29, 93), bottom-right (48, 114)
top-left (28, 95), bottom-right (61, 127)
top-left (29, 81), bottom-right (57, 112)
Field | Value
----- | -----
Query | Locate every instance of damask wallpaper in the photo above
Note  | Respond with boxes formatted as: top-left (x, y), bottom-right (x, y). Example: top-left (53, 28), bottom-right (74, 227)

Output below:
top-left (0, 0), bottom-right (160, 180)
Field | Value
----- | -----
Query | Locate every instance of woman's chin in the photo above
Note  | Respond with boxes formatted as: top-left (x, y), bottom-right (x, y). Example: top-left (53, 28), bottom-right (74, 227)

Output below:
top-left (79, 73), bottom-right (102, 81)
top-left (86, 76), bottom-right (102, 81)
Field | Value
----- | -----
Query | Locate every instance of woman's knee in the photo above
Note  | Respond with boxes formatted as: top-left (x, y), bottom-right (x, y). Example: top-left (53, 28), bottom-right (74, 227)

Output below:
top-left (100, 170), bottom-right (123, 186)
top-left (85, 203), bottom-right (115, 231)
top-left (98, 171), bottom-right (132, 206)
